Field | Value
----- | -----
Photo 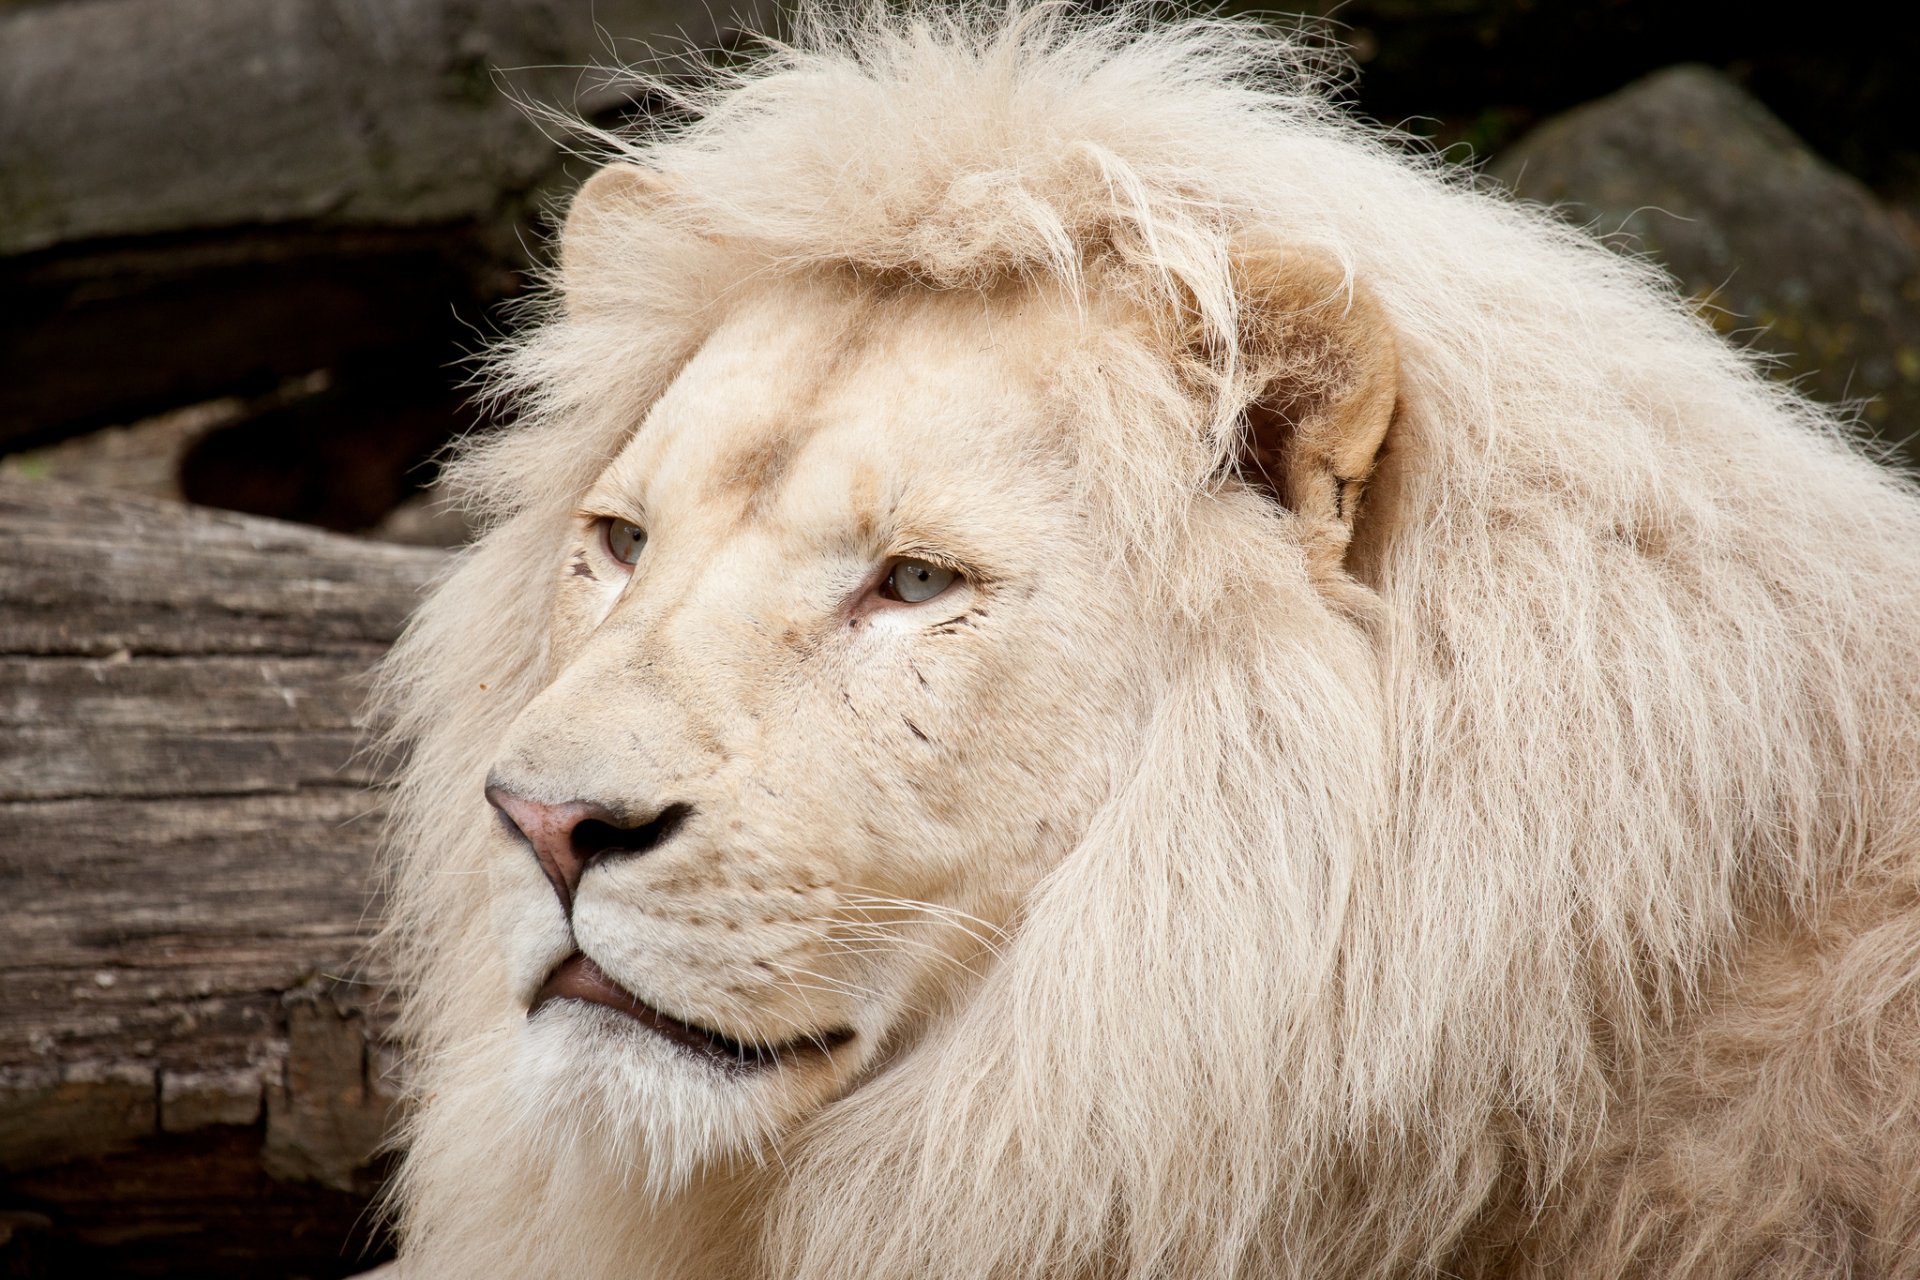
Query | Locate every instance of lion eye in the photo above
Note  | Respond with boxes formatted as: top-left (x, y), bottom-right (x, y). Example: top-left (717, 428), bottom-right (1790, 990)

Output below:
top-left (604, 520), bottom-right (648, 566)
top-left (881, 558), bottom-right (957, 604)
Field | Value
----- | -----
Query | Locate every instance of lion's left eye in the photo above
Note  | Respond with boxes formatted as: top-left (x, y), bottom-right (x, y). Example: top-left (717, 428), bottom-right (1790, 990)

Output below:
top-left (604, 520), bottom-right (647, 566)
top-left (880, 558), bottom-right (958, 604)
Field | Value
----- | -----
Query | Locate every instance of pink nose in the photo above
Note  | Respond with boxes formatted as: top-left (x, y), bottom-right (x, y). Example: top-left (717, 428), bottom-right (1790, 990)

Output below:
top-left (484, 784), bottom-right (691, 913)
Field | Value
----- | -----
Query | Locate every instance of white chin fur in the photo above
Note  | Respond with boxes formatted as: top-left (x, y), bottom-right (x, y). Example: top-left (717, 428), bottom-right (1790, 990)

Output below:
top-left (505, 1000), bottom-right (813, 1195)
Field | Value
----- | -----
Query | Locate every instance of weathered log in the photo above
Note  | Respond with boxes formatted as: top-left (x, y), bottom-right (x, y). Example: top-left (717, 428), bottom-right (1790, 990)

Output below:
top-left (0, 478), bottom-right (444, 1277)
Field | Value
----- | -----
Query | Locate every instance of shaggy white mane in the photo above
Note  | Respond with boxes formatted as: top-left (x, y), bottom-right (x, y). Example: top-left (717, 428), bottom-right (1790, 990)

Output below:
top-left (376, 6), bottom-right (1920, 1277)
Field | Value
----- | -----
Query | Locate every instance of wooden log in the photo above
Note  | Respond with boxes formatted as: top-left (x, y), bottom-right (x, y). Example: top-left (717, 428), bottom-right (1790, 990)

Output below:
top-left (0, 478), bottom-right (444, 1277)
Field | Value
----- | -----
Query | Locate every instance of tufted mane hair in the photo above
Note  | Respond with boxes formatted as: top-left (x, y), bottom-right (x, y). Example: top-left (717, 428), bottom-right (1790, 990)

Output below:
top-left (375, 6), bottom-right (1920, 1276)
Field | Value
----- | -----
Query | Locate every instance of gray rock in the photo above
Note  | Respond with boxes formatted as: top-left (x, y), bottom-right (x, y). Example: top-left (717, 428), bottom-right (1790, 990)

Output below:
top-left (370, 482), bottom-right (476, 547)
top-left (0, 0), bottom-right (766, 469)
top-left (0, 0), bottom-right (752, 256)
top-left (1491, 66), bottom-right (1920, 452)
top-left (0, 398), bottom-right (234, 502)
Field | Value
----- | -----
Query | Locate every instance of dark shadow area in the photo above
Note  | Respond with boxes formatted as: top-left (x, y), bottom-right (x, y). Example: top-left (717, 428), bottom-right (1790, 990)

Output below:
top-left (2, 1130), bottom-right (396, 1280)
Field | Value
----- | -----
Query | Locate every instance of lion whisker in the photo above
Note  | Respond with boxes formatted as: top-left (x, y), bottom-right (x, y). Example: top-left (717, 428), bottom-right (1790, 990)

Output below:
top-left (835, 889), bottom-right (1007, 935)
top-left (760, 961), bottom-right (886, 1004)
top-left (814, 934), bottom-right (989, 980)
top-left (829, 892), bottom-right (1009, 956)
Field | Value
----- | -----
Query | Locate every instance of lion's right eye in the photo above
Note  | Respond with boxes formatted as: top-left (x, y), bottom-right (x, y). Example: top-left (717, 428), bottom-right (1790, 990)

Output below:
top-left (604, 520), bottom-right (648, 567)
top-left (880, 558), bottom-right (958, 604)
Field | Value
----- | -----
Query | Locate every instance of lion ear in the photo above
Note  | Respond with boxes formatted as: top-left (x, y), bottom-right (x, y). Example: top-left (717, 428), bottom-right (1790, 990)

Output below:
top-left (559, 163), bottom-right (682, 308)
top-left (1231, 248), bottom-right (1398, 542)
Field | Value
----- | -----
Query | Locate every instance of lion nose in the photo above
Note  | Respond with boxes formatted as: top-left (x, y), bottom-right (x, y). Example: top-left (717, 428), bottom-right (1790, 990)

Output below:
top-left (484, 784), bottom-right (692, 913)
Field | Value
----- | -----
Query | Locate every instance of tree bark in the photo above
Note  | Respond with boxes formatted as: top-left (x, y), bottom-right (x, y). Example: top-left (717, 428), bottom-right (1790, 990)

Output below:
top-left (0, 478), bottom-right (444, 1278)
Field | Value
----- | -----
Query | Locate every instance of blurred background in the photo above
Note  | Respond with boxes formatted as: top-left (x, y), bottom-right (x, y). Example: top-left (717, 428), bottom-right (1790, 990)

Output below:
top-left (3, 0), bottom-right (1918, 1275)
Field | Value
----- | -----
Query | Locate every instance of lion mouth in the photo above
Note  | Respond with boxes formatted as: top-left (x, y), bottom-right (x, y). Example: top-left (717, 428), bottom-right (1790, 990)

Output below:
top-left (530, 952), bottom-right (854, 1072)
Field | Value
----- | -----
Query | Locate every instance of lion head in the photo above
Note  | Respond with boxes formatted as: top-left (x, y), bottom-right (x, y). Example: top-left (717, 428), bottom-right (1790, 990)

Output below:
top-left (377, 9), bottom-right (1920, 1279)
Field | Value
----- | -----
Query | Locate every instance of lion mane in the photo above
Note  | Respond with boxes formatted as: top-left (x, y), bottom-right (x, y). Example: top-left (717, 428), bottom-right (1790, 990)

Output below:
top-left (374, 7), bottom-right (1920, 1278)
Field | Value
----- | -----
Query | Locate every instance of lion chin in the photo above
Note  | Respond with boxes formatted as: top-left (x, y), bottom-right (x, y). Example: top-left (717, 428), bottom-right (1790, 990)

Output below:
top-left (500, 964), bottom-right (857, 1197)
top-left (373, 7), bottom-right (1920, 1280)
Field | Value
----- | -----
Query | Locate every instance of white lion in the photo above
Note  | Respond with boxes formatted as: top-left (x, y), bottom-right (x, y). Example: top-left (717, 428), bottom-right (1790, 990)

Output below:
top-left (374, 7), bottom-right (1920, 1277)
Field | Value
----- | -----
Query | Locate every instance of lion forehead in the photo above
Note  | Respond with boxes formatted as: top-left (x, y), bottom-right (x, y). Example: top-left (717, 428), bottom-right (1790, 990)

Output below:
top-left (591, 278), bottom-right (1084, 549)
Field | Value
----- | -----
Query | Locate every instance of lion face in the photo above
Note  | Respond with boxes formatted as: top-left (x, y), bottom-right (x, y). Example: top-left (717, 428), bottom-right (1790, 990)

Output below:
top-left (482, 274), bottom-right (1142, 1167)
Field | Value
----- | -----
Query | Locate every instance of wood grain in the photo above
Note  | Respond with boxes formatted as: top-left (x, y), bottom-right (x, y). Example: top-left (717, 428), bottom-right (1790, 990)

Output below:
top-left (0, 478), bottom-right (444, 1277)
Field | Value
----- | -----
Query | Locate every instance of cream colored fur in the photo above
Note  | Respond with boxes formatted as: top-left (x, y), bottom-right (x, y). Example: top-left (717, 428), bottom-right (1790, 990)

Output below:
top-left (374, 7), bottom-right (1920, 1277)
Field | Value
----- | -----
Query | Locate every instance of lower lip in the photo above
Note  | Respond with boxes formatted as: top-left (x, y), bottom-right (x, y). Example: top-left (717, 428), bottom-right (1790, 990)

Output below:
top-left (531, 953), bottom-right (853, 1072)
